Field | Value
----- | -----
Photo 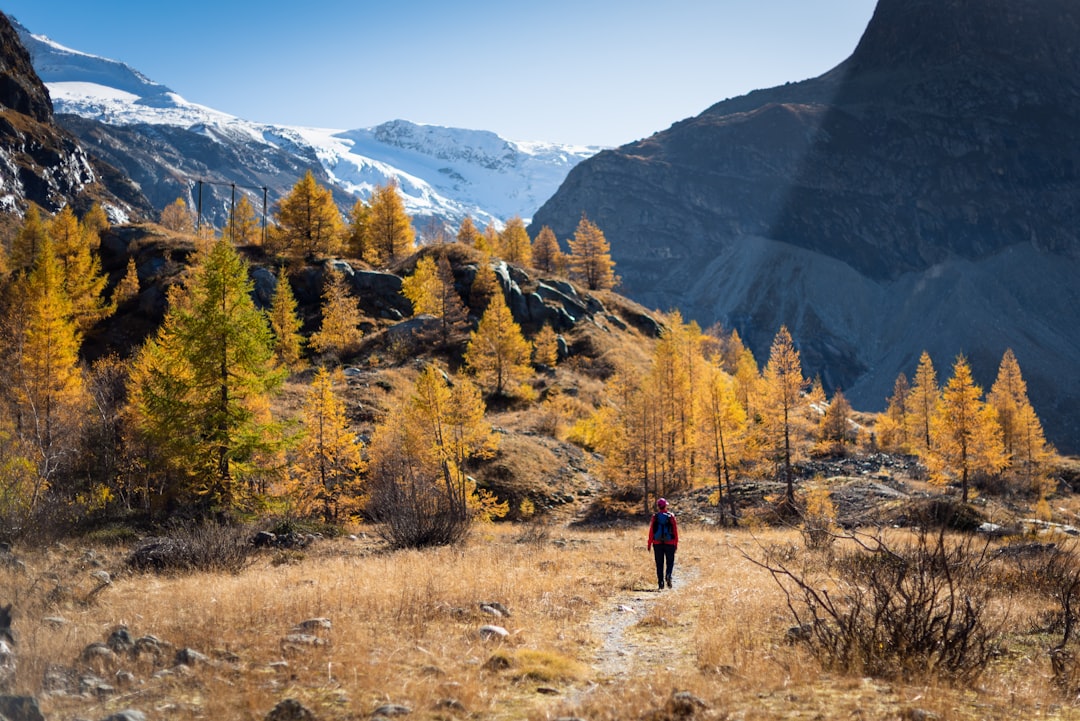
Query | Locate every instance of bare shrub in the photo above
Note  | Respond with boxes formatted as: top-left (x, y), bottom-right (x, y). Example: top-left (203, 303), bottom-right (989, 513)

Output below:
top-left (127, 522), bottom-right (254, 574)
top-left (751, 528), bottom-right (1002, 682)
top-left (366, 458), bottom-right (469, 549)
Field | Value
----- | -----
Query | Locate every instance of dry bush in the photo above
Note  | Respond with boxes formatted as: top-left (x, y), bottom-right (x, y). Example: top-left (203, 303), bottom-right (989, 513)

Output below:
top-left (753, 528), bottom-right (1001, 682)
top-left (127, 521), bottom-right (255, 574)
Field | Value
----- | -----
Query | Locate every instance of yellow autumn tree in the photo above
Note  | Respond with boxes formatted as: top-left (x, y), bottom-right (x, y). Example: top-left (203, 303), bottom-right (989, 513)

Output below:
top-left (759, 325), bottom-right (809, 506)
top-left (464, 290), bottom-right (534, 399)
top-left (532, 225), bottom-right (562, 274)
top-left (567, 214), bottom-right (618, 291)
top-left (309, 266), bottom-right (363, 360)
top-left (271, 170), bottom-right (344, 261)
top-left (113, 257), bottom-right (141, 307)
top-left (49, 207), bottom-right (110, 332)
top-left (363, 181), bottom-right (415, 265)
top-left (907, 351), bottom-right (939, 455)
top-left (160, 197), bottom-right (195, 233)
top-left (500, 216), bottom-right (532, 266)
top-left (269, 266), bottom-right (305, 370)
top-left (344, 199), bottom-right (371, 263)
top-left (10, 204), bottom-right (49, 272)
top-left (532, 324), bottom-right (560, 367)
top-left (927, 355), bottom-right (1007, 503)
top-left (289, 367), bottom-right (365, 523)
top-left (8, 235), bottom-right (88, 508)
top-left (470, 258), bottom-right (498, 311)
top-left (401, 255), bottom-right (441, 316)
top-left (225, 195), bottom-right (261, 245)
top-left (988, 348), bottom-right (1052, 494)
top-left (698, 361), bottom-right (747, 525)
top-left (877, 373), bottom-right (911, 453)
top-left (456, 216), bottom-right (480, 246)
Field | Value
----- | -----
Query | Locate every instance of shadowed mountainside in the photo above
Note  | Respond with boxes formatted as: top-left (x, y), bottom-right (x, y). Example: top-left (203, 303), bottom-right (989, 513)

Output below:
top-left (531, 0), bottom-right (1080, 451)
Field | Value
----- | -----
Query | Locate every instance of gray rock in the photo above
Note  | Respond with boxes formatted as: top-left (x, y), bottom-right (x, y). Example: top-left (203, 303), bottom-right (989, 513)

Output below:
top-left (173, 647), bottom-right (210, 667)
top-left (0, 696), bottom-right (44, 721)
top-left (265, 698), bottom-right (315, 721)
top-left (293, 618), bottom-right (332, 632)
top-left (478, 625), bottom-right (509, 640)
top-left (101, 711), bottom-right (147, 721)
top-left (106, 627), bottom-right (133, 653)
top-left (80, 643), bottom-right (115, 663)
top-left (373, 703), bottom-right (411, 716)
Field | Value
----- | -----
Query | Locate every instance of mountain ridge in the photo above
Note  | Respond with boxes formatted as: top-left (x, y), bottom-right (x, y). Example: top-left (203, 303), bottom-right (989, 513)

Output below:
top-left (531, 0), bottom-right (1080, 452)
top-left (13, 18), bottom-right (600, 230)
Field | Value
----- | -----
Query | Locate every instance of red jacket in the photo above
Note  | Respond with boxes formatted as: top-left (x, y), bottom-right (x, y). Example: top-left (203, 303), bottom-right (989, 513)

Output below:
top-left (647, 511), bottom-right (678, 549)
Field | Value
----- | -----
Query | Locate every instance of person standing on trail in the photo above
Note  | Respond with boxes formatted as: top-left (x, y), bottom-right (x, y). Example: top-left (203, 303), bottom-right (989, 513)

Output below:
top-left (647, 498), bottom-right (678, 590)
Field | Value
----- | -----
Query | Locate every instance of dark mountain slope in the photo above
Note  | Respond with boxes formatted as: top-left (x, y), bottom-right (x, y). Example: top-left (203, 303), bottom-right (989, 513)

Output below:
top-left (0, 12), bottom-right (148, 219)
top-left (531, 0), bottom-right (1080, 451)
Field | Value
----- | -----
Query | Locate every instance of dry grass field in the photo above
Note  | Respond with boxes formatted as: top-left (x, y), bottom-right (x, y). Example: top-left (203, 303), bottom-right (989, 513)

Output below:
top-left (4, 520), bottom-right (1080, 721)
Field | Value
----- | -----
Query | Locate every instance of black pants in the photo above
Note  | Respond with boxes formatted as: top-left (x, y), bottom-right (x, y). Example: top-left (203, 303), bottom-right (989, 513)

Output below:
top-left (653, 544), bottom-right (675, 586)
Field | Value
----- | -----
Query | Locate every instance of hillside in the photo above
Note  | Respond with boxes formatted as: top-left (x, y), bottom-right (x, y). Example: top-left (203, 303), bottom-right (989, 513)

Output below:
top-left (531, 0), bottom-right (1080, 452)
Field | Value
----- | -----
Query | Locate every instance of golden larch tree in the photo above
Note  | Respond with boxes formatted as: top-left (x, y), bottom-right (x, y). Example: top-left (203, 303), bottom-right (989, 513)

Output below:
top-left (907, 351), bottom-right (939, 455)
top-left (113, 257), bottom-right (141, 307)
top-left (568, 215), bottom-right (618, 291)
top-left (760, 325), bottom-right (809, 505)
top-left (469, 259), bottom-right (498, 311)
top-left (226, 195), bottom-right (261, 245)
top-left (989, 348), bottom-right (1052, 494)
top-left (401, 255), bottom-right (441, 317)
top-left (500, 216), bottom-right (532, 266)
top-left (344, 199), bottom-right (371, 263)
top-left (877, 373), bottom-right (911, 453)
top-left (464, 290), bottom-right (533, 399)
top-left (927, 355), bottom-right (1007, 503)
top-left (272, 170), bottom-right (344, 261)
top-left (309, 266), bottom-right (364, 360)
top-left (456, 216), bottom-right (479, 246)
top-left (269, 266), bottom-right (305, 371)
top-left (10, 204), bottom-right (49, 272)
top-left (289, 366), bottom-right (365, 523)
top-left (160, 197), bottom-right (195, 233)
top-left (698, 361), bottom-right (747, 525)
top-left (532, 225), bottom-right (562, 274)
top-left (364, 181), bottom-right (414, 265)
top-left (532, 324), bottom-right (560, 367)
top-left (9, 235), bottom-right (88, 507)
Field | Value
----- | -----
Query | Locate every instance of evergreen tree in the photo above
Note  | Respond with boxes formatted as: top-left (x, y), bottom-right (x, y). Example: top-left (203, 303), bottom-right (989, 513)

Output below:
top-left (269, 266), bottom-right (305, 370)
top-left (309, 266), bottom-right (363, 359)
top-left (126, 238), bottom-right (286, 514)
top-left (81, 202), bottom-right (110, 243)
top-left (820, 389), bottom-right (856, 452)
top-left (289, 367), bottom-right (364, 523)
top-left (475, 223), bottom-right (501, 257)
top-left (49, 208), bottom-right (110, 332)
top-left (433, 255), bottom-right (469, 346)
top-left (272, 170), bottom-right (344, 260)
top-left (160, 197), bottom-right (195, 233)
top-left (532, 225), bottom-right (562, 274)
top-left (500, 216), bottom-right (532, 266)
top-left (464, 291), bottom-right (533, 398)
top-left (760, 325), bottom-right (809, 505)
top-left (567, 215), bottom-right (618, 291)
top-left (364, 181), bottom-right (414, 264)
top-left (927, 355), bottom-right (1007, 503)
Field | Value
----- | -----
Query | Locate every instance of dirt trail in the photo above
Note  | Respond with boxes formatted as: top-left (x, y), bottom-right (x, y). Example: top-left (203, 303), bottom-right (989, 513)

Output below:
top-left (565, 556), bottom-right (702, 710)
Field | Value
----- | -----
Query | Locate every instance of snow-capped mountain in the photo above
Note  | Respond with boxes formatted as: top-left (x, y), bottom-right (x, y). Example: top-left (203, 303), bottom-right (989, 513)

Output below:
top-left (14, 19), bottom-right (601, 231)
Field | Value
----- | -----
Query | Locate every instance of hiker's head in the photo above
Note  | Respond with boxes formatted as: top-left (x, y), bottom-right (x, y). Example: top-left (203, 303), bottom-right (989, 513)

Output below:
top-left (656, 498), bottom-right (667, 509)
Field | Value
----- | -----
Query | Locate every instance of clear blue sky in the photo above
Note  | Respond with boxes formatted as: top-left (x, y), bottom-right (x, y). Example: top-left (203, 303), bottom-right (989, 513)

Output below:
top-left (5, 1), bottom-right (877, 147)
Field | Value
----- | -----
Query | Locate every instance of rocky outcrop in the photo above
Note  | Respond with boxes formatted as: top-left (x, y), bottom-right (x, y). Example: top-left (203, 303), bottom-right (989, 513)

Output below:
top-left (0, 12), bottom-right (147, 218)
top-left (531, 0), bottom-right (1080, 451)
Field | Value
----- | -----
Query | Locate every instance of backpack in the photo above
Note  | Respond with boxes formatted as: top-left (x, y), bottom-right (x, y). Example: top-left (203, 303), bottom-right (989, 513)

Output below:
top-left (653, 512), bottom-right (674, 543)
